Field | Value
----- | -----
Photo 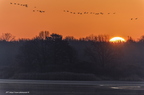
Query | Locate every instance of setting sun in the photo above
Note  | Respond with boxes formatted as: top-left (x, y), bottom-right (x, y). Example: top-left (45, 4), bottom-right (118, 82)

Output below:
top-left (110, 37), bottom-right (126, 42)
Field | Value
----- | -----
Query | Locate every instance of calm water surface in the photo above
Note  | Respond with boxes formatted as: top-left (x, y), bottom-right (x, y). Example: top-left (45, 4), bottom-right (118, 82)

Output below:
top-left (0, 80), bottom-right (144, 95)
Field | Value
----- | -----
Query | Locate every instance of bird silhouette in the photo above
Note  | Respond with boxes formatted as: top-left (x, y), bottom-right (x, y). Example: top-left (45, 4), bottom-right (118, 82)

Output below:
top-left (84, 12), bottom-right (87, 14)
top-left (95, 13), bottom-right (99, 15)
top-left (100, 12), bottom-right (103, 15)
top-left (25, 4), bottom-right (28, 7)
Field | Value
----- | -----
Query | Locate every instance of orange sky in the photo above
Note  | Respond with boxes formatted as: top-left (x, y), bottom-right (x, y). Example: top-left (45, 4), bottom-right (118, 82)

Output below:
top-left (0, 0), bottom-right (144, 40)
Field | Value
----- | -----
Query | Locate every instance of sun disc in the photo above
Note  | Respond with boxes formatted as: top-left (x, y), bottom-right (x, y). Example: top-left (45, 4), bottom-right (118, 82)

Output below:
top-left (110, 37), bottom-right (126, 42)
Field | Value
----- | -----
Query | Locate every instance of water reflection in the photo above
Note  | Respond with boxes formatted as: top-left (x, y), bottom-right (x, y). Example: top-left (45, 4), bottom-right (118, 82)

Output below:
top-left (111, 86), bottom-right (142, 90)
top-left (0, 82), bottom-right (144, 95)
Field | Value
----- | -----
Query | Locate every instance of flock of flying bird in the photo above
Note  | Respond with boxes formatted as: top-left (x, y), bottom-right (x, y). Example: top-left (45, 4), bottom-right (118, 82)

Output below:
top-left (63, 10), bottom-right (116, 15)
top-left (10, 2), bottom-right (45, 13)
top-left (9, 2), bottom-right (138, 20)
top-left (10, 2), bottom-right (28, 7)
top-left (131, 18), bottom-right (138, 20)
top-left (64, 10), bottom-right (138, 20)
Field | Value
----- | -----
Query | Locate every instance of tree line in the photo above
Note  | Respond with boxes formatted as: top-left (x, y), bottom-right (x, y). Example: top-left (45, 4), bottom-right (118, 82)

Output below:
top-left (0, 31), bottom-right (144, 80)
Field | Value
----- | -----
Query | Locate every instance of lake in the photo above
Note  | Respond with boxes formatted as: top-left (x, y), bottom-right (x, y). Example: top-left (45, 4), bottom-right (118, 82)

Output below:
top-left (0, 79), bottom-right (144, 95)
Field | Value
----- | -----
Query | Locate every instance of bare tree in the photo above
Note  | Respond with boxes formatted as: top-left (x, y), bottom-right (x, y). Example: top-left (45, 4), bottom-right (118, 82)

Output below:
top-left (138, 35), bottom-right (144, 42)
top-left (64, 36), bottom-right (77, 41)
top-left (79, 35), bottom-right (109, 42)
top-left (0, 33), bottom-right (15, 41)
top-left (34, 31), bottom-right (49, 40)
top-left (50, 33), bottom-right (62, 41)
top-left (127, 36), bottom-right (135, 43)
top-left (85, 35), bottom-right (122, 68)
